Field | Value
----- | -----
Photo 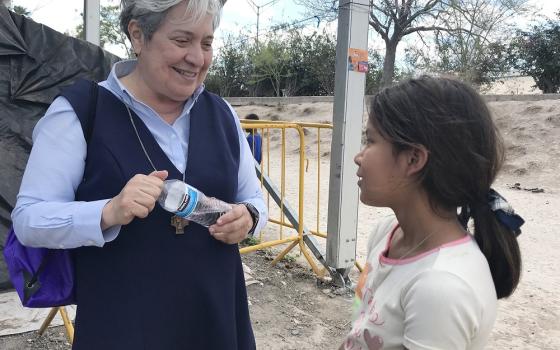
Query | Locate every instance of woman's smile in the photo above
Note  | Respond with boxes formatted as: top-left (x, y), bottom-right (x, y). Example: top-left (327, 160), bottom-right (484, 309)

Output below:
top-left (172, 66), bottom-right (197, 79)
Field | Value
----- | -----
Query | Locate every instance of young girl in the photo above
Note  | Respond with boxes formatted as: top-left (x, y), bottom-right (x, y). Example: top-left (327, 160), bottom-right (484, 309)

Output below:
top-left (341, 76), bottom-right (523, 350)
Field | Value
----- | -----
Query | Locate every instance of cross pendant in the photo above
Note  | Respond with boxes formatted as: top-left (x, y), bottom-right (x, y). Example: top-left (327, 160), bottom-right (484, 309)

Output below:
top-left (171, 215), bottom-right (189, 234)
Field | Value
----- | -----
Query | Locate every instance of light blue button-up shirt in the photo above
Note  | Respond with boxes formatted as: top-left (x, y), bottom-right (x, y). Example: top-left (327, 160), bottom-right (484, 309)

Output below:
top-left (11, 60), bottom-right (267, 249)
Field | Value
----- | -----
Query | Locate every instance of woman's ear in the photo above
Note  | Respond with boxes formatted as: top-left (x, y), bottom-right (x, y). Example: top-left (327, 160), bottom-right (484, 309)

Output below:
top-left (128, 20), bottom-right (144, 56)
top-left (405, 145), bottom-right (428, 176)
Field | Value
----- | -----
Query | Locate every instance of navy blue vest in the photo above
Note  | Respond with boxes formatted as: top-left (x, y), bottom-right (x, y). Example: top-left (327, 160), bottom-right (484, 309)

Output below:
top-left (61, 81), bottom-right (255, 350)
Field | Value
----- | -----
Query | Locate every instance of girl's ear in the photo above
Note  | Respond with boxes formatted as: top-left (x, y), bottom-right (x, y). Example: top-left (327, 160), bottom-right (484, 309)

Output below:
top-left (405, 145), bottom-right (429, 176)
top-left (128, 20), bottom-right (144, 56)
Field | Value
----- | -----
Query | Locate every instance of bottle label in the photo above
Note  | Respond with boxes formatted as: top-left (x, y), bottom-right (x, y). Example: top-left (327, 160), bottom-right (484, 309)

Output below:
top-left (175, 185), bottom-right (198, 217)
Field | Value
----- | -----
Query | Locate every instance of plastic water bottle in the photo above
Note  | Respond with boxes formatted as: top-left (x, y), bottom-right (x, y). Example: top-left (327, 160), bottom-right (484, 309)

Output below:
top-left (158, 180), bottom-right (232, 227)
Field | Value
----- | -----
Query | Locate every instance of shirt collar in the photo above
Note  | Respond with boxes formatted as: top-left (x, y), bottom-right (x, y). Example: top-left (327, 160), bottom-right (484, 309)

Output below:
top-left (106, 59), bottom-right (206, 110)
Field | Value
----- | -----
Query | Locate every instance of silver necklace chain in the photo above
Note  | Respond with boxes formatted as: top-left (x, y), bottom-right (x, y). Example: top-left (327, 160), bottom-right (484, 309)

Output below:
top-left (125, 105), bottom-right (186, 182)
top-left (397, 230), bottom-right (436, 260)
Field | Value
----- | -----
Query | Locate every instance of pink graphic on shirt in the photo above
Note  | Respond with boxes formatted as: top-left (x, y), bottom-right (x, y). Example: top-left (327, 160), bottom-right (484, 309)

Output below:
top-left (363, 329), bottom-right (384, 349)
top-left (339, 337), bottom-right (359, 350)
top-left (342, 264), bottom-right (385, 349)
top-left (364, 286), bottom-right (385, 326)
top-left (340, 330), bottom-right (384, 350)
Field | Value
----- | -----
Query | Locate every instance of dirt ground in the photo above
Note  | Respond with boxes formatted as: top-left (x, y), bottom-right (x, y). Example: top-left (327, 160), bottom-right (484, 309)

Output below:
top-left (0, 96), bottom-right (559, 349)
top-left (0, 251), bottom-right (354, 350)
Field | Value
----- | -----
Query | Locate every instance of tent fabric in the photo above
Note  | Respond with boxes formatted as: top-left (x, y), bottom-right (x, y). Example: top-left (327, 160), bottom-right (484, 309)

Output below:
top-left (0, 7), bottom-right (121, 290)
top-left (0, 8), bottom-right (27, 56)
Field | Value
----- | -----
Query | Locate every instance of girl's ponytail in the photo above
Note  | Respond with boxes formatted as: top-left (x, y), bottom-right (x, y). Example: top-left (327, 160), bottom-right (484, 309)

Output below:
top-left (468, 191), bottom-right (523, 299)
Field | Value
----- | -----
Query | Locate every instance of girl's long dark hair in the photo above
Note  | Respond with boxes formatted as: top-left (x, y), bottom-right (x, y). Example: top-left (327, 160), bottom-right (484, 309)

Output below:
top-left (369, 76), bottom-right (521, 299)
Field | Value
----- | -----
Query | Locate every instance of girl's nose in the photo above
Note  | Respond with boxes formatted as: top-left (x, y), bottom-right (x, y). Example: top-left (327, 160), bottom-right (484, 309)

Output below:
top-left (354, 151), bottom-right (362, 166)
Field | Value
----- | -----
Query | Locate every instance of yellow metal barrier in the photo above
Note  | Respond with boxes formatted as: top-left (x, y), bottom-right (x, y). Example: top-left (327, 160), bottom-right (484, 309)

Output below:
top-left (241, 119), bottom-right (364, 276)
top-left (240, 120), bottom-right (334, 276)
top-left (38, 306), bottom-right (74, 343)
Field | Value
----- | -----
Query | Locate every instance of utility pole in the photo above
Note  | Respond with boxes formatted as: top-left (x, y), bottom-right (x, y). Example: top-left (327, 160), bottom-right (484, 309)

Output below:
top-left (245, 0), bottom-right (277, 50)
top-left (327, 0), bottom-right (369, 286)
top-left (84, 0), bottom-right (100, 46)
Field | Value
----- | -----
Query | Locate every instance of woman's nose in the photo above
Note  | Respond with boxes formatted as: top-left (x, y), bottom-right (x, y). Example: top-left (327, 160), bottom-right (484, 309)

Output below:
top-left (185, 45), bottom-right (204, 67)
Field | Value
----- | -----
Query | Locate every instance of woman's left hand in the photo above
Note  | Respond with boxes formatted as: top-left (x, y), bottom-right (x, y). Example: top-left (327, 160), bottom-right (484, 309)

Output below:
top-left (208, 204), bottom-right (253, 244)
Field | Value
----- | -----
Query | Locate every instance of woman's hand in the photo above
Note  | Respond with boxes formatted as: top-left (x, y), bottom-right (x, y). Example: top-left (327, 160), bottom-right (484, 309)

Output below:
top-left (208, 204), bottom-right (254, 244)
top-left (101, 170), bottom-right (168, 229)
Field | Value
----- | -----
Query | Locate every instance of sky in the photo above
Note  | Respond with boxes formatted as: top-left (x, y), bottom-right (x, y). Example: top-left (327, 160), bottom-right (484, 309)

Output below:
top-left (8, 0), bottom-right (311, 56)
top-left (7, 0), bottom-right (560, 58)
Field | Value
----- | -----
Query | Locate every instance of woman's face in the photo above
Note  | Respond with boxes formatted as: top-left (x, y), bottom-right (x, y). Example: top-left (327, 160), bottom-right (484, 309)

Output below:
top-left (132, 2), bottom-right (214, 102)
top-left (354, 120), bottom-right (410, 207)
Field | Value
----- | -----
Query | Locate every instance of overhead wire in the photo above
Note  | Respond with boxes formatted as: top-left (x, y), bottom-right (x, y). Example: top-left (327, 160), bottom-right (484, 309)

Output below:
top-left (216, 1), bottom-right (375, 51)
top-left (218, 13), bottom-right (331, 50)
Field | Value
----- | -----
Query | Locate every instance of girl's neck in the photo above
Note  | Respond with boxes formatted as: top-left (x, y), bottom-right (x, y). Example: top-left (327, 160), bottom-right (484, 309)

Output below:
top-left (391, 193), bottom-right (466, 254)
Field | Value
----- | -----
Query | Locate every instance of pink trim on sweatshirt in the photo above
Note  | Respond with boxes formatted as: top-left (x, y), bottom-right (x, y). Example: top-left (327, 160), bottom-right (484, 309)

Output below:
top-left (379, 224), bottom-right (472, 265)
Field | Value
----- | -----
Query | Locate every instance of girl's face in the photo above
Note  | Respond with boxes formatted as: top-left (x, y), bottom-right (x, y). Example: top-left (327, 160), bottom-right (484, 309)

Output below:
top-left (131, 1), bottom-right (214, 103)
top-left (354, 120), bottom-right (411, 207)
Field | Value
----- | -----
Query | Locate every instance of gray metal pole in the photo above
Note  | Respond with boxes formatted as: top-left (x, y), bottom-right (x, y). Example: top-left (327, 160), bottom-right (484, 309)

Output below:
top-left (327, 0), bottom-right (369, 277)
top-left (84, 0), bottom-right (100, 46)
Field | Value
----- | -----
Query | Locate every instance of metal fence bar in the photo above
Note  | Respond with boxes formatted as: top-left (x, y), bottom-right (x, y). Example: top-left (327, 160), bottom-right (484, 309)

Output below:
top-left (239, 120), bottom-right (352, 284)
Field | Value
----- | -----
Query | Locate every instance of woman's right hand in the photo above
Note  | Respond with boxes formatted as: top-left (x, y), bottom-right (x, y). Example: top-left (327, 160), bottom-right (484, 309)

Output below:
top-left (101, 170), bottom-right (168, 229)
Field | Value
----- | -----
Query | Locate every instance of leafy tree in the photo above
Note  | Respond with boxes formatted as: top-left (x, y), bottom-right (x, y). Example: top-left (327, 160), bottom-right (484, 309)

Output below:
top-left (407, 36), bottom-right (510, 86)
top-left (296, 0), bottom-right (451, 86)
top-left (282, 29), bottom-right (337, 96)
top-left (509, 12), bottom-right (560, 93)
top-left (251, 38), bottom-right (292, 97)
top-left (423, 0), bottom-right (526, 85)
top-left (364, 50), bottom-right (384, 94)
top-left (306, 32), bottom-right (337, 95)
top-left (296, 0), bottom-right (528, 87)
top-left (207, 30), bottom-right (338, 97)
top-left (75, 5), bottom-right (133, 58)
top-left (2, 1), bottom-right (31, 16)
top-left (206, 30), bottom-right (384, 97)
top-left (11, 5), bottom-right (30, 16)
top-left (206, 35), bottom-right (253, 96)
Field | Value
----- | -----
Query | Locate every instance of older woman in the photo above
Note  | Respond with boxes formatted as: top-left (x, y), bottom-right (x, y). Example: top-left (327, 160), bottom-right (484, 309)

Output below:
top-left (11, 0), bottom-right (267, 348)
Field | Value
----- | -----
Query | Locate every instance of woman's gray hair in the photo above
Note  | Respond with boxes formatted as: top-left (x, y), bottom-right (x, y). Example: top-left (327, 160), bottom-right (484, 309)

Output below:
top-left (120, 0), bottom-right (223, 41)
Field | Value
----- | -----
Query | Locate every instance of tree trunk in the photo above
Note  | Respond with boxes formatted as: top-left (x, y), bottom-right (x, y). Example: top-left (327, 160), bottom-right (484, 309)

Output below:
top-left (275, 76), bottom-right (281, 97)
top-left (381, 39), bottom-right (398, 87)
top-left (539, 77), bottom-right (556, 93)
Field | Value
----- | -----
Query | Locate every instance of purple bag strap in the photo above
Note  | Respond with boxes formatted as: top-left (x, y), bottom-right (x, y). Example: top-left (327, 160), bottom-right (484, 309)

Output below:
top-left (23, 249), bottom-right (54, 303)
